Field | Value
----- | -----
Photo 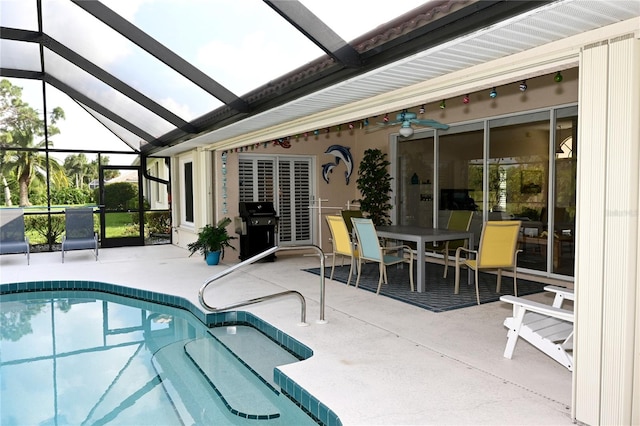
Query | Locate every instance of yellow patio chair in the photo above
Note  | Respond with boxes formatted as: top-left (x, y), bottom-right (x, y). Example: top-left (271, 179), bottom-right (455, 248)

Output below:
top-left (351, 217), bottom-right (414, 294)
top-left (325, 215), bottom-right (359, 286)
top-left (454, 220), bottom-right (522, 304)
top-left (430, 210), bottom-right (474, 278)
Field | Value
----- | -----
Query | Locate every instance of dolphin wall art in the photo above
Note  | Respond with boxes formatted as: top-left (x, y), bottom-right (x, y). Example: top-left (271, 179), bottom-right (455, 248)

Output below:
top-left (324, 145), bottom-right (354, 185)
top-left (321, 162), bottom-right (337, 184)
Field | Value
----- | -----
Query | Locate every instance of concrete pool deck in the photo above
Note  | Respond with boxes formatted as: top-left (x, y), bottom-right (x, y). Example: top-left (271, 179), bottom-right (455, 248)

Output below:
top-left (0, 245), bottom-right (574, 425)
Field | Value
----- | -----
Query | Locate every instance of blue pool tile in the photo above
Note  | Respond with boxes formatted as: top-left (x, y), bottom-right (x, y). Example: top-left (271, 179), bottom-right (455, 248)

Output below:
top-left (319, 406), bottom-right (330, 425)
top-left (327, 409), bottom-right (342, 426)
top-left (301, 389), bottom-right (310, 408)
top-left (308, 396), bottom-right (320, 418)
top-left (294, 383), bottom-right (302, 401)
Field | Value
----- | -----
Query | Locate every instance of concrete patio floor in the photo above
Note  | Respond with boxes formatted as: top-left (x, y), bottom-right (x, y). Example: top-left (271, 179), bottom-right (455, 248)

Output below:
top-left (0, 245), bottom-right (574, 425)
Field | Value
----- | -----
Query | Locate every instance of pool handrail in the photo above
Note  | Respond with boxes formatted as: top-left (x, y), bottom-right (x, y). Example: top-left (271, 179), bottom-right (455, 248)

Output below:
top-left (198, 245), bottom-right (327, 325)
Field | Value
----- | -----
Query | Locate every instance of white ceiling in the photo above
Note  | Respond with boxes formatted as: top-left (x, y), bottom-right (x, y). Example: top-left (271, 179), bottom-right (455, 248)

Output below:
top-left (157, 0), bottom-right (639, 156)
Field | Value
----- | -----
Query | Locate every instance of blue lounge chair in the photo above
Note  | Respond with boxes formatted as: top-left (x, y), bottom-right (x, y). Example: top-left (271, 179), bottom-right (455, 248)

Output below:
top-left (61, 208), bottom-right (98, 263)
top-left (0, 208), bottom-right (30, 264)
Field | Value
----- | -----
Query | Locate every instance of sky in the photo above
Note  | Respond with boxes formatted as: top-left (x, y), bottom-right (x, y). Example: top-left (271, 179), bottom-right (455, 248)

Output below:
top-left (2, 0), bottom-right (427, 165)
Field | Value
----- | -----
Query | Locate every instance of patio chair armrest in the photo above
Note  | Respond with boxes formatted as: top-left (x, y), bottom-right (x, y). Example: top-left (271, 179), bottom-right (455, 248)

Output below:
top-left (382, 245), bottom-right (413, 251)
top-left (500, 295), bottom-right (574, 323)
top-left (382, 244), bottom-right (409, 251)
top-left (544, 285), bottom-right (574, 308)
top-left (382, 245), bottom-right (414, 259)
top-left (455, 246), bottom-right (476, 259)
top-left (544, 285), bottom-right (574, 300)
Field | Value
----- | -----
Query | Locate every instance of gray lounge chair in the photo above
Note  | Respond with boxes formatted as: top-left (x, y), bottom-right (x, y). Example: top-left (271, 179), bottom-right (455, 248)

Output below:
top-left (0, 208), bottom-right (30, 264)
top-left (61, 208), bottom-right (98, 263)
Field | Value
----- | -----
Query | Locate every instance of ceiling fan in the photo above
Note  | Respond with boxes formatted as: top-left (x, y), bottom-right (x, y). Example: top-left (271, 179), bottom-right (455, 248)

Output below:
top-left (368, 110), bottom-right (449, 137)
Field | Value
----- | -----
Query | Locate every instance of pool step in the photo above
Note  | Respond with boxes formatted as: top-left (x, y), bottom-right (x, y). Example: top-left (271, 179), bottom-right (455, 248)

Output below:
top-left (151, 340), bottom-right (231, 424)
top-left (208, 325), bottom-right (300, 389)
top-left (184, 336), bottom-right (282, 419)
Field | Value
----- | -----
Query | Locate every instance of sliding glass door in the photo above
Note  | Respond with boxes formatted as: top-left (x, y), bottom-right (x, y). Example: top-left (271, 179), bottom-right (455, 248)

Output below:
top-left (392, 105), bottom-right (577, 278)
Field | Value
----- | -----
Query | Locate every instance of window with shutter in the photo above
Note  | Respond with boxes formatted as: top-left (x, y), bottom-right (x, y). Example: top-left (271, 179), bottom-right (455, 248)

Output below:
top-left (239, 155), bottom-right (313, 245)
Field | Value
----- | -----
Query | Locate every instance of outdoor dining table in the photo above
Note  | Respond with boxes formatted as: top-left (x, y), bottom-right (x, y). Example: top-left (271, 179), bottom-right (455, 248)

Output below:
top-left (376, 225), bottom-right (475, 293)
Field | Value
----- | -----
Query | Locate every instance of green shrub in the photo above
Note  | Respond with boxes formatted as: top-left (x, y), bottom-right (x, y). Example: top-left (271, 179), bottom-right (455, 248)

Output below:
top-left (128, 211), bottom-right (170, 236)
top-left (25, 214), bottom-right (65, 245)
top-left (27, 187), bottom-right (47, 206)
top-left (97, 182), bottom-right (138, 210)
top-left (146, 211), bottom-right (171, 235)
top-left (50, 187), bottom-right (94, 205)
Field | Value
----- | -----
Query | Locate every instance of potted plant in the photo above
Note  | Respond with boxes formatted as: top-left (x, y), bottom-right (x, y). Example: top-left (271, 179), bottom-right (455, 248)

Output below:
top-left (187, 217), bottom-right (236, 265)
top-left (356, 148), bottom-right (393, 226)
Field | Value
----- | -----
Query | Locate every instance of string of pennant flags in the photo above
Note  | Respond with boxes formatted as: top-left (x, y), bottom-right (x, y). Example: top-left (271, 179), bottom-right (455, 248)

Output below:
top-left (221, 72), bottom-right (564, 155)
top-left (221, 118), bottom-right (373, 154)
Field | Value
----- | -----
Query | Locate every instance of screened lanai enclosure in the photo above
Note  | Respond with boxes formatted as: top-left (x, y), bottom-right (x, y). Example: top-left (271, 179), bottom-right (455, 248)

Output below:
top-left (0, 0), bottom-right (483, 249)
top-left (0, 0), bottom-right (375, 248)
top-left (1, 0), bottom-right (551, 250)
top-left (1, 0), bottom-right (637, 264)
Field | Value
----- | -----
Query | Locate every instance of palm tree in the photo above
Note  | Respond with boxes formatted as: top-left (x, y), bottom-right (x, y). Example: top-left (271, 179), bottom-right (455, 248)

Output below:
top-left (3, 140), bottom-right (68, 206)
top-left (0, 79), bottom-right (67, 206)
top-left (64, 153), bottom-right (90, 188)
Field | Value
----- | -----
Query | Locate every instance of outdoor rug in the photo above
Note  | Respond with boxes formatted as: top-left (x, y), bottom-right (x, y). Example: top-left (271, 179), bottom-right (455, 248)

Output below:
top-left (304, 261), bottom-right (546, 312)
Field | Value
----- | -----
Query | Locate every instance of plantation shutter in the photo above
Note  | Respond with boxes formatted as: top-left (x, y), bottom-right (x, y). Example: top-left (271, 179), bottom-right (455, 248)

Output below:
top-left (238, 155), bottom-right (313, 245)
top-left (278, 160), bottom-right (292, 242)
top-left (277, 158), bottom-right (312, 243)
top-left (238, 158), bottom-right (275, 202)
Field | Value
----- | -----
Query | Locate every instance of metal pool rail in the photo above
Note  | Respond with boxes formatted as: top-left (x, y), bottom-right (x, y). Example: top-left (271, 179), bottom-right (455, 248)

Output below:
top-left (198, 245), bottom-right (327, 325)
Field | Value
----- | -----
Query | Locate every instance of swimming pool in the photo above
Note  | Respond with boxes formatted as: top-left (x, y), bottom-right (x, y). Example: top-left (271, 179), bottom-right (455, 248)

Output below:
top-left (0, 282), bottom-right (341, 425)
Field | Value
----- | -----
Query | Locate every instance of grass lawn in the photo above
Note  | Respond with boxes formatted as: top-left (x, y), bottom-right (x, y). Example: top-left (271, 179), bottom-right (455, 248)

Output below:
top-left (19, 208), bottom-right (138, 243)
top-left (104, 212), bottom-right (138, 238)
top-left (6, 206), bottom-right (169, 246)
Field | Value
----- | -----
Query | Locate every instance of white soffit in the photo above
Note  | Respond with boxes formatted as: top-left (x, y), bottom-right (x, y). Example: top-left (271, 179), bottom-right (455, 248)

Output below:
top-left (160, 0), bottom-right (640, 155)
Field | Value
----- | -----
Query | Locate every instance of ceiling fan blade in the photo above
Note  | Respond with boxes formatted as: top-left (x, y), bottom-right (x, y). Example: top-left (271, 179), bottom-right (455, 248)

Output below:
top-left (412, 118), bottom-right (450, 130)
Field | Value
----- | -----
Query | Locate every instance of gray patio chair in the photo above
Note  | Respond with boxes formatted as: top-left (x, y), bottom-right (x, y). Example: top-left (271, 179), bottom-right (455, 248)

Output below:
top-left (0, 208), bottom-right (30, 264)
top-left (61, 208), bottom-right (98, 263)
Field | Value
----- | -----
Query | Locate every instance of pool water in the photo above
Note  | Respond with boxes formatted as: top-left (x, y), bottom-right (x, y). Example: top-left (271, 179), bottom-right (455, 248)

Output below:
top-left (0, 291), bottom-right (319, 425)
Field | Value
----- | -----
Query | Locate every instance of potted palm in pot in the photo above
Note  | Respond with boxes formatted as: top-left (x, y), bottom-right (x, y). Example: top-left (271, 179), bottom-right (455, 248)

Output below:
top-left (187, 217), bottom-right (236, 265)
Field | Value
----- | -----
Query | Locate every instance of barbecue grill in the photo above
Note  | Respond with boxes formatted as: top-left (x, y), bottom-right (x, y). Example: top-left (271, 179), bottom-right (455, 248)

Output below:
top-left (235, 202), bottom-right (278, 261)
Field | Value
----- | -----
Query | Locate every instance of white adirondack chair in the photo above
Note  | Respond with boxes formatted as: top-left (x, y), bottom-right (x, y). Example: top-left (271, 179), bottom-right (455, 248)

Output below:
top-left (500, 285), bottom-right (574, 371)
